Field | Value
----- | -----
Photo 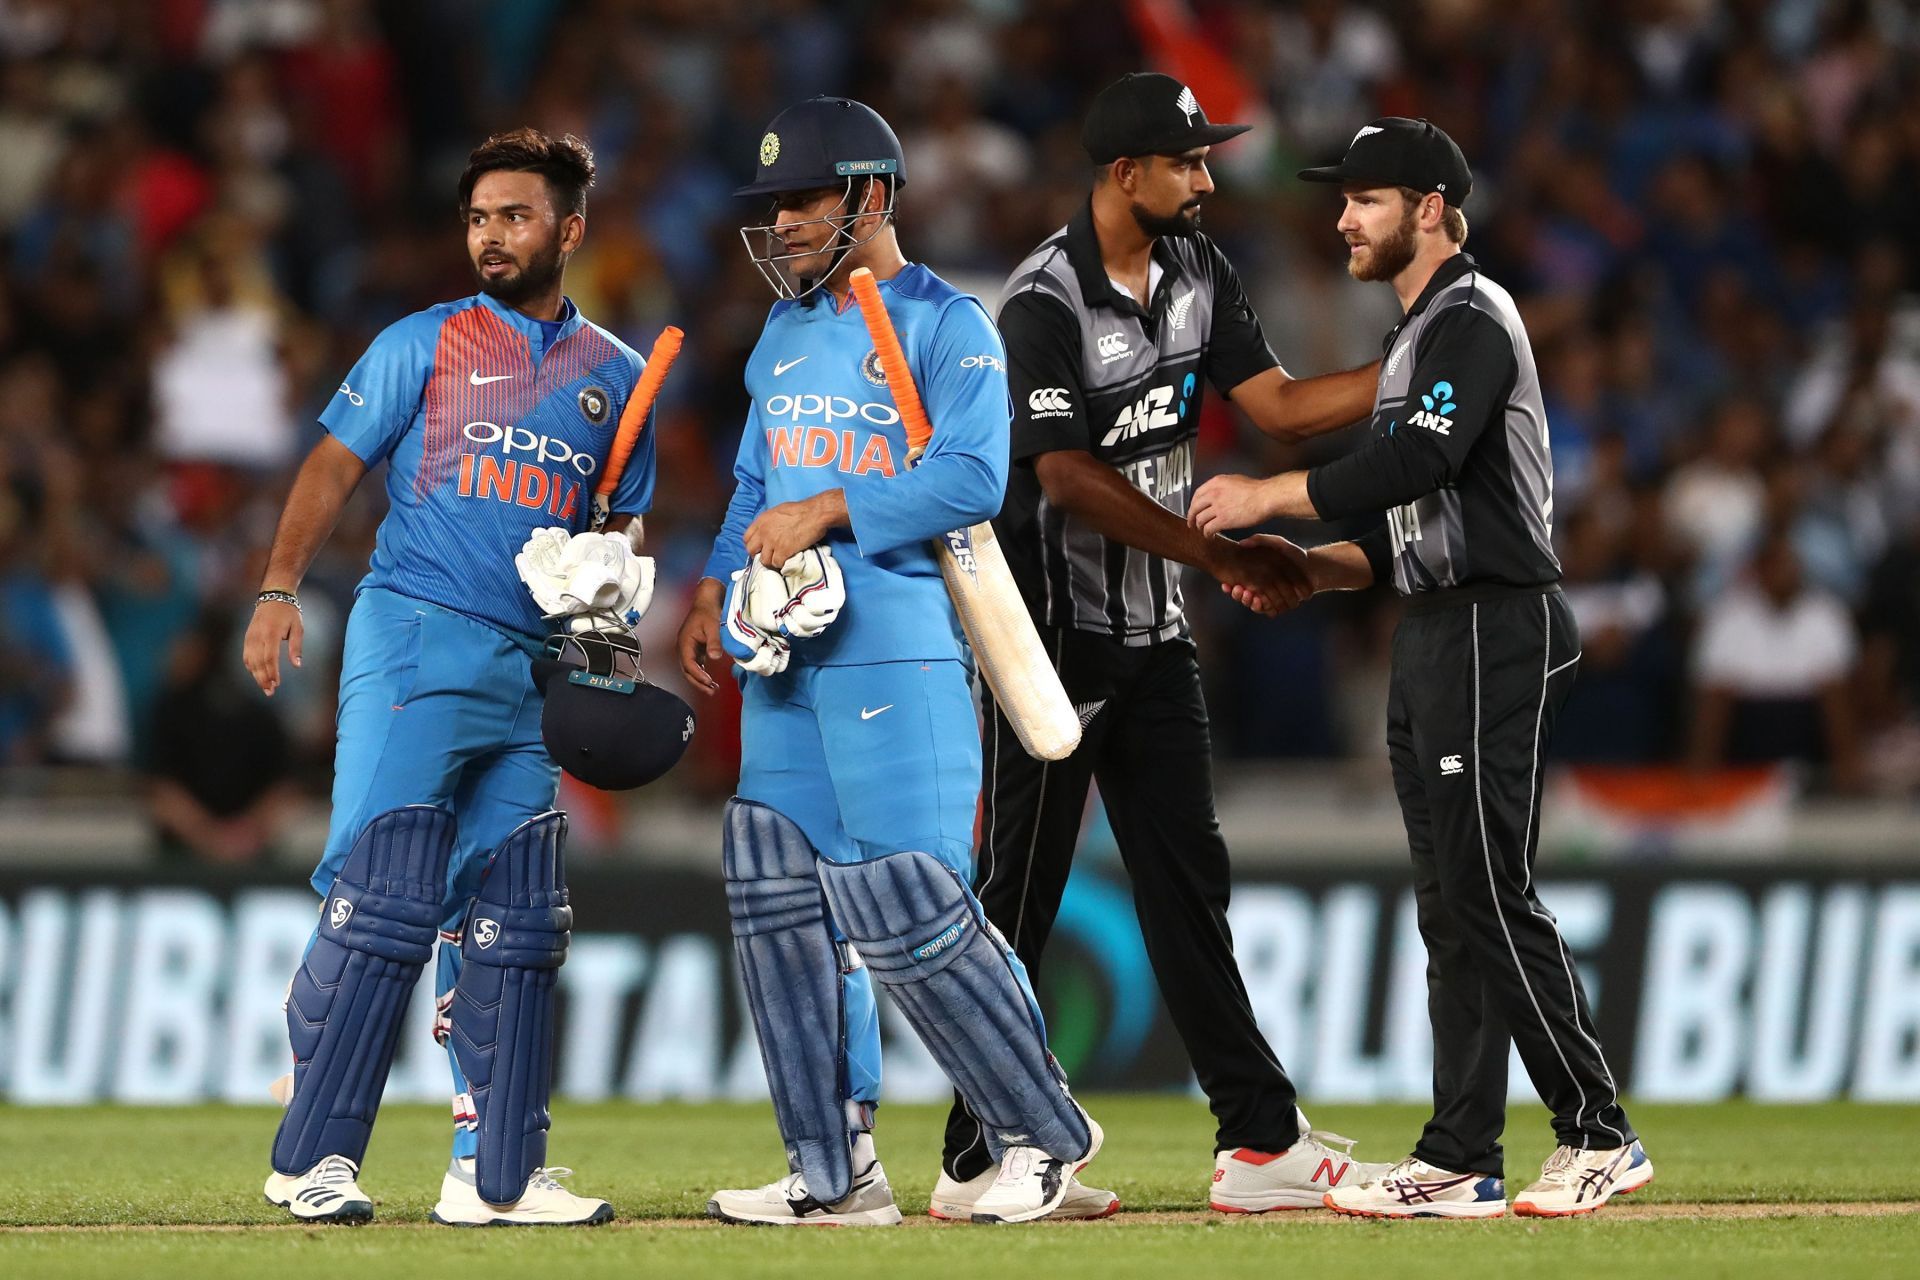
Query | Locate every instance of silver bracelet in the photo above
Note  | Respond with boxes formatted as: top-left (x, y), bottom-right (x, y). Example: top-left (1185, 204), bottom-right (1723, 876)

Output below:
top-left (257, 590), bottom-right (301, 612)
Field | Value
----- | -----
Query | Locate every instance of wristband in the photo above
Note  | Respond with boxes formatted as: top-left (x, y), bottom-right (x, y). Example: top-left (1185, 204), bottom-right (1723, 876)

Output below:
top-left (257, 590), bottom-right (301, 612)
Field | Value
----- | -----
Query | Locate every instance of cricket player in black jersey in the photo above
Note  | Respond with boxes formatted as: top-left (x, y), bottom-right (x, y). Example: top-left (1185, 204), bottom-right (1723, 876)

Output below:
top-left (1191, 117), bottom-right (1653, 1219)
top-left (933, 73), bottom-right (1392, 1219)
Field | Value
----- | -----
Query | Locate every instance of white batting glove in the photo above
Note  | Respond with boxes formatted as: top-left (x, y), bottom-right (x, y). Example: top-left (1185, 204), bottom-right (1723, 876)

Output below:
top-left (722, 567), bottom-right (790, 675)
top-left (744, 545), bottom-right (845, 640)
top-left (515, 526), bottom-right (577, 617)
top-left (555, 532), bottom-right (656, 632)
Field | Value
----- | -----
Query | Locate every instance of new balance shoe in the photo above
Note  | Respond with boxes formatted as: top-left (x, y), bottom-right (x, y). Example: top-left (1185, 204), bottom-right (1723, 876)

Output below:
top-left (929, 1166), bottom-right (1119, 1221)
top-left (1512, 1141), bottom-right (1653, 1217)
top-left (970, 1114), bottom-right (1104, 1224)
top-left (1323, 1156), bottom-right (1507, 1219)
top-left (431, 1159), bottom-right (613, 1226)
top-left (263, 1154), bottom-right (374, 1224)
top-left (707, 1136), bottom-right (903, 1227)
top-left (1210, 1111), bottom-right (1395, 1213)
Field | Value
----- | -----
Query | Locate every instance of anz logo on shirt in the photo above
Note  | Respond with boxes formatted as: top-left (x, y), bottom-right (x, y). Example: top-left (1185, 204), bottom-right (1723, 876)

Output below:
top-left (1101, 373), bottom-right (1197, 448)
top-left (1407, 380), bottom-right (1457, 435)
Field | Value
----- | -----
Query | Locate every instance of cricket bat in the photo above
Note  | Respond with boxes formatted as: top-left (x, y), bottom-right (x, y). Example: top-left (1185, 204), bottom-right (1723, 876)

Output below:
top-left (847, 267), bottom-right (1081, 761)
top-left (591, 325), bottom-right (684, 530)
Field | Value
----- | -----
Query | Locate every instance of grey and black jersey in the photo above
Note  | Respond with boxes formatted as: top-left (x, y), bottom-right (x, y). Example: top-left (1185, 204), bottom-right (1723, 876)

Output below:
top-left (1308, 253), bottom-right (1559, 595)
top-left (993, 203), bottom-right (1279, 645)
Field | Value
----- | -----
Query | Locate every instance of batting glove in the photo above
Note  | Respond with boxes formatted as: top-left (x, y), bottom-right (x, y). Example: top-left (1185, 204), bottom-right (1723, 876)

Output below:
top-left (722, 567), bottom-right (791, 675)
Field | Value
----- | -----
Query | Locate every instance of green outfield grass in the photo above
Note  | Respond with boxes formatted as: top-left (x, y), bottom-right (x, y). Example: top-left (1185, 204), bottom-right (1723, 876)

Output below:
top-left (3, 1097), bottom-right (1916, 1279)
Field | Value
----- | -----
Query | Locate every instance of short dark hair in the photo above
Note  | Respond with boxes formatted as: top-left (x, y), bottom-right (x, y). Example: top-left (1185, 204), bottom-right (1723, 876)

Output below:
top-left (458, 128), bottom-right (596, 217)
top-left (1396, 185), bottom-right (1469, 245)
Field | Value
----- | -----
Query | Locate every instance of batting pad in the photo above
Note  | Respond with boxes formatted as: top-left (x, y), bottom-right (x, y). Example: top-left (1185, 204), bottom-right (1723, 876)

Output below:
top-left (818, 851), bottom-right (1091, 1163)
top-left (273, 804), bottom-right (456, 1175)
top-left (448, 811), bottom-right (572, 1207)
top-left (724, 798), bottom-right (861, 1204)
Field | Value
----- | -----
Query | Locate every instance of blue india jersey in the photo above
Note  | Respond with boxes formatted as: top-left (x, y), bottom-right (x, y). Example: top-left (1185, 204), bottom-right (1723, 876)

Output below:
top-left (321, 292), bottom-right (656, 643)
top-left (702, 264), bottom-right (1012, 666)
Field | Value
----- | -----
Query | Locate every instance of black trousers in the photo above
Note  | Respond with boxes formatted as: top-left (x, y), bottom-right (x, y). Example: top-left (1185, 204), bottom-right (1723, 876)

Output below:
top-left (941, 627), bottom-right (1299, 1180)
top-left (1389, 588), bottom-right (1636, 1177)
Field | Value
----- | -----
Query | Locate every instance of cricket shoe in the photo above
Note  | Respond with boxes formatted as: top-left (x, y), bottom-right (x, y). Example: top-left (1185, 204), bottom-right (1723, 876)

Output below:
top-left (263, 1154), bottom-right (374, 1224)
top-left (1324, 1156), bottom-right (1508, 1219)
top-left (431, 1159), bottom-right (614, 1226)
top-left (970, 1113), bottom-right (1105, 1224)
top-left (1210, 1111), bottom-right (1395, 1212)
top-left (706, 1137), bottom-right (903, 1227)
top-left (929, 1166), bottom-right (1119, 1221)
top-left (1511, 1141), bottom-right (1653, 1217)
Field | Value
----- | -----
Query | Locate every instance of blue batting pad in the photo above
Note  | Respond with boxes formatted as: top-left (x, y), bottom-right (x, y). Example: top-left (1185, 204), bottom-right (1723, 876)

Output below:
top-left (818, 851), bottom-right (1091, 1163)
top-left (724, 798), bottom-right (879, 1204)
top-left (273, 804), bottom-right (456, 1175)
top-left (448, 811), bottom-right (571, 1207)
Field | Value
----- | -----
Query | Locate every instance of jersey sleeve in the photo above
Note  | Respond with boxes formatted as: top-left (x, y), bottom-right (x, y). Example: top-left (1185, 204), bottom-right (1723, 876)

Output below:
top-left (605, 347), bottom-right (657, 518)
top-left (998, 291), bottom-right (1089, 461)
top-left (702, 400), bottom-right (767, 584)
top-left (1306, 303), bottom-right (1516, 520)
top-left (319, 313), bottom-right (435, 466)
top-left (843, 297), bottom-right (1011, 557)
top-left (1204, 238), bottom-right (1281, 394)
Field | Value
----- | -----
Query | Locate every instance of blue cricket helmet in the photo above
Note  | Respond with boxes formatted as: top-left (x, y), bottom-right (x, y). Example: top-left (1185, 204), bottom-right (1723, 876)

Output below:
top-left (735, 96), bottom-right (906, 197)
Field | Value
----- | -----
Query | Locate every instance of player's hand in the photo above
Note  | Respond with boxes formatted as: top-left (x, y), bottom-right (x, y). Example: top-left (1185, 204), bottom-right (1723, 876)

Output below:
top-left (676, 578), bottom-right (726, 695)
top-left (1189, 473), bottom-right (1277, 536)
top-left (244, 600), bottom-right (303, 696)
top-left (1213, 534), bottom-right (1312, 616)
top-left (744, 491), bottom-right (846, 568)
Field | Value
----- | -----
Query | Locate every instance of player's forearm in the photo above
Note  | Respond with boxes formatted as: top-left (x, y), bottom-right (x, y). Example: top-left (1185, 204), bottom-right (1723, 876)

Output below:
top-left (1234, 363), bottom-right (1380, 443)
top-left (603, 513), bottom-right (645, 552)
top-left (844, 452), bottom-right (1000, 555)
top-left (1306, 540), bottom-right (1377, 592)
top-left (1036, 452), bottom-right (1237, 577)
top-left (259, 436), bottom-right (366, 592)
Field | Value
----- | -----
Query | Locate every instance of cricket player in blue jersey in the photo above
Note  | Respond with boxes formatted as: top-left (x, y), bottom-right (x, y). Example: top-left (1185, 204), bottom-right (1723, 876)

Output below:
top-left (243, 129), bottom-right (656, 1226)
top-left (675, 97), bottom-right (1103, 1226)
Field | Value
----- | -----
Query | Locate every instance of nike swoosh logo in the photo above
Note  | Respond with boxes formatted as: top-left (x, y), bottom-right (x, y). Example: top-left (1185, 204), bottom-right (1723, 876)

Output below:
top-left (772, 357), bottom-right (808, 376)
top-left (469, 371), bottom-right (514, 385)
top-left (860, 704), bottom-right (893, 720)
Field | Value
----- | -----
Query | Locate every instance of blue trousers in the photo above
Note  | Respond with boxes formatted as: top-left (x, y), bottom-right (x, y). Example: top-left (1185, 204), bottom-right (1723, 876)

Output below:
top-left (318, 587), bottom-right (558, 1158)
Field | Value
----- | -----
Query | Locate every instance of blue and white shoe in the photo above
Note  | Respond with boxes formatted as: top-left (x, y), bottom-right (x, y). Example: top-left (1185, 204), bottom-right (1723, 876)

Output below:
top-left (1512, 1141), bottom-right (1653, 1217)
top-left (1324, 1155), bottom-right (1507, 1219)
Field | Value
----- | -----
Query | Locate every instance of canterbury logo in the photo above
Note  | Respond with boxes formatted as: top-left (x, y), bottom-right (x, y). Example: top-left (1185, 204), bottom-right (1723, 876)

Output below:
top-left (328, 898), bottom-right (353, 929)
top-left (473, 919), bottom-right (500, 949)
top-left (1440, 754), bottom-right (1464, 776)
top-left (1168, 287), bottom-right (1196, 332)
top-left (1097, 332), bottom-right (1130, 362)
top-left (1028, 387), bottom-right (1072, 417)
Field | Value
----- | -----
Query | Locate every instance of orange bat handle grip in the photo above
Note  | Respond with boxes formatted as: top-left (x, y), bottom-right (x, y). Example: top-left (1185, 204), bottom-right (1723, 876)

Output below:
top-left (848, 268), bottom-right (933, 455)
top-left (596, 325), bottom-right (684, 499)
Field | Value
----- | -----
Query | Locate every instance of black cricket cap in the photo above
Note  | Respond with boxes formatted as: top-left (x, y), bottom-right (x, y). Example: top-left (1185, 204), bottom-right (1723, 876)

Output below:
top-left (532, 632), bottom-right (694, 791)
top-left (1298, 118), bottom-right (1473, 206)
top-left (1082, 72), bottom-right (1251, 164)
top-left (735, 96), bottom-right (906, 197)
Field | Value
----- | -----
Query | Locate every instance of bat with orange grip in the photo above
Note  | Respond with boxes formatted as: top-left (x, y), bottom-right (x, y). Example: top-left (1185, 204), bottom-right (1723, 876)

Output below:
top-left (847, 267), bottom-right (1080, 761)
top-left (592, 324), bottom-right (684, 529)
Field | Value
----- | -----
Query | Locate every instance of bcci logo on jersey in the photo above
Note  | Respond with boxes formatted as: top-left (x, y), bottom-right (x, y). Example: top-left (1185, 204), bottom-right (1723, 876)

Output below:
top-left (860, 349), bottom-right (887, 386)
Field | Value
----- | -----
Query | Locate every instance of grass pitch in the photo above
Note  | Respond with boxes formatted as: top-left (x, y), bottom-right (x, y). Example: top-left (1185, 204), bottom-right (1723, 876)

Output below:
top-left (2, 1097), bottom-right (1916, 1279)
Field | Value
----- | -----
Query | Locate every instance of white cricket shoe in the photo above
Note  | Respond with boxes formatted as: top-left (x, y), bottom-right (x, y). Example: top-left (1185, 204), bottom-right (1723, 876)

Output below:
top-left (929, 1166), bottom-right (1119, 1221)
top-left (1324, 1155), bottom-right (1508, 1219)
top-left (969, 1114), bottom-right (1104, 1224)
top-left (431, 1159), bottom-right (613, 1226)
top-left (707, 1137), bottom-right (903, 1227)
top-left (1512, 1141), bottom-right (1653, 1217)
top-left (263, 1154), bottom-right (374, 1224)
top-left (1209, 1110), bottom-right (1394, 1212)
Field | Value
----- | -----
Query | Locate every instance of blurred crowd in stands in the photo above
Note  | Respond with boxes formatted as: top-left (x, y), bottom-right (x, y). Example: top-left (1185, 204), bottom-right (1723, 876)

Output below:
top-left (2, 0), bottom-right (1919, 863)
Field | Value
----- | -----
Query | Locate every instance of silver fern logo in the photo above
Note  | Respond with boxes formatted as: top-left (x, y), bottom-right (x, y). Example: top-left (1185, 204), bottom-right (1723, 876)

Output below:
top-left (1074, 699), bottom-right (1107, 729)
top-left (1176, 86), bottom-right (1200, 125)
top-left (1168, 287), bottom-right (1196, 332)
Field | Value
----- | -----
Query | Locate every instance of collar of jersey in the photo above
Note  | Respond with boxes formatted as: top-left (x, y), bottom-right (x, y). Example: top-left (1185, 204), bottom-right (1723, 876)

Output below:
top-left (1065, 199), bottom-right (1181, 319)
top-left (1382, 251), bottom-right (1477, 352)
top-left (475, 290), bottom-right (585, 357)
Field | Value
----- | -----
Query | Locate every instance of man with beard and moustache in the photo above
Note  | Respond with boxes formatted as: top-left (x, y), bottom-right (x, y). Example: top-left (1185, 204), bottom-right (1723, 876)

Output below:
top-left (1190, 118), bottom-right (1653, 1219)
top-left (244, 128), bottom-right (659, 1226)
top-left (933, 72), bottom-right (1392, 1218)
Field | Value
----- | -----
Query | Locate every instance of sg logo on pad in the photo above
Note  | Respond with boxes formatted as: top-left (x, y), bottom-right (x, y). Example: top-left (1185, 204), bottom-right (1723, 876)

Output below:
top-left (329, 898), bottom-right (354, 930)
top-left (474, 919), bottom-right (501, 949)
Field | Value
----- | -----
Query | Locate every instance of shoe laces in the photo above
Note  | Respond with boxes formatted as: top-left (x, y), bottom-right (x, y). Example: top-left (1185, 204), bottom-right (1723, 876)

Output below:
top-left (313, 1155), bottom-right (359, 1187)
top-left (1534, 1145), bottom-right (1583, 1187)
top-left (1303, 1127), bottom-right (1360, 1157)
top-left (1375, 1154), bottom-right (1423, 1186)
top-left (994, 1147), bottom-right (1038, 1186)
top-left (527, 1167), bottom-right (575, 1193)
